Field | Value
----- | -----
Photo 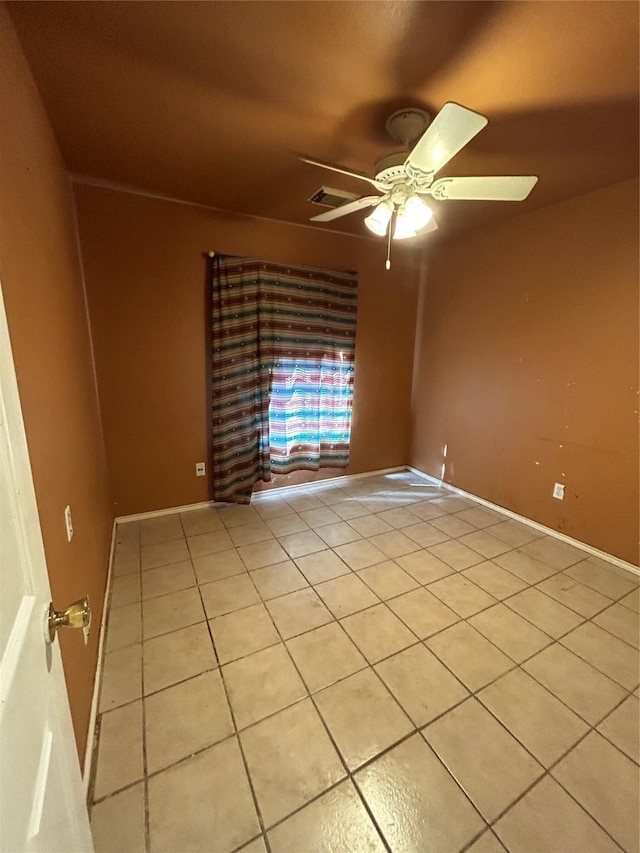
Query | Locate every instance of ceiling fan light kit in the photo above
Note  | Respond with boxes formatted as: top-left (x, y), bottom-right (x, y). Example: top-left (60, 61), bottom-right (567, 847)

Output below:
top-left (364, 200), bottom-right (393, 236)
top-left (301, 101), bottom-right (538, 269)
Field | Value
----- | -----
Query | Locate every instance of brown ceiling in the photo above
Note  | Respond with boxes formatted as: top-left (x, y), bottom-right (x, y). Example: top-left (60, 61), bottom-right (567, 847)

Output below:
top-left (8, 1), bottom-right (639, 244)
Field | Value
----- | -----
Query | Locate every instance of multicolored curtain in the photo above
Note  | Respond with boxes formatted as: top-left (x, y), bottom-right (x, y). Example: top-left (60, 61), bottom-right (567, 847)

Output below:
top-left (210, 255), bottom-right (358, 503)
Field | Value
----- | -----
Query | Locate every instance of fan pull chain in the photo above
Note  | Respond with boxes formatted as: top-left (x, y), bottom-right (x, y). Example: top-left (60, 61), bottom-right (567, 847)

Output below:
top-left (386, 210), bottom-right (394, 270)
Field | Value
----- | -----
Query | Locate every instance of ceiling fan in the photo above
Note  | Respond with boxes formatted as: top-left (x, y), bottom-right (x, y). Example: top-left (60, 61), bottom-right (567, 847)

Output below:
top-left (300, 102), bottom-right (538, 267)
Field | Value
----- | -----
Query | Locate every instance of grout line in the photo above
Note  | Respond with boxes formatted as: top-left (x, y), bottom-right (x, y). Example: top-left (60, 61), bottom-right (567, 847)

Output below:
top-left (93, 485), bottom-right (638, 850)
top-left (235, 567), bottom-right (394, 851)
top-left (407, 466), bottom-right (640, 576)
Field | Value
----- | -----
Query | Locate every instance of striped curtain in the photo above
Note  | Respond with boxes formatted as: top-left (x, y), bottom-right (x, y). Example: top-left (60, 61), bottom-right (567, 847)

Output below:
top-left (211, 255), bottom-right (357, 503)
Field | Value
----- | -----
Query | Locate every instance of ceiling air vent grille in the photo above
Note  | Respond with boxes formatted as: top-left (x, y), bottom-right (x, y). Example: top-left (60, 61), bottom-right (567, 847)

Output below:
top-left (308, 186), bottom-right (359, 208)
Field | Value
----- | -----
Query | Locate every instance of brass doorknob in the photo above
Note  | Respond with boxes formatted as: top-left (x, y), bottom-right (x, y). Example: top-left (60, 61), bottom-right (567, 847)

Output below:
top-left (46, 597), bottom-right (91, 644)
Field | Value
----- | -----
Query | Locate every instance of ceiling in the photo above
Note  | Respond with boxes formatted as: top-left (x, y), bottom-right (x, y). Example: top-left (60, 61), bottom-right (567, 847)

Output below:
top-left (8, 1), bottom-right (639, 244)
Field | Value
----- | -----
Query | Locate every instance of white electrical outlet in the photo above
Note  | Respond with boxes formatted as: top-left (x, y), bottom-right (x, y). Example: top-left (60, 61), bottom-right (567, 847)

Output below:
top-left (195, 462), bottom-right (206, 477)
top-left (64, 505), bottom-right (74, 541)
top-left (552, 483), bottom-right (565, 500)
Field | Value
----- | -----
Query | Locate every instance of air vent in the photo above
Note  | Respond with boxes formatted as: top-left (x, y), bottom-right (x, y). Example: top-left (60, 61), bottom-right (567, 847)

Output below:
top-left (308, 186), bottom-right (359, 209)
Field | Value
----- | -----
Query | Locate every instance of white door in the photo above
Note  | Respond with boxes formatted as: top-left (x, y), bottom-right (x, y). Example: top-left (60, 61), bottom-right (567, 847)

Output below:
top-left (0, 285), bottom-right (94, 852)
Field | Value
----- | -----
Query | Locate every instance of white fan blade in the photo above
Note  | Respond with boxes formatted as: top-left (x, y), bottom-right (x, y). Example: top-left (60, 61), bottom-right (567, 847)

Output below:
top-left (299, 154), bottom-right (380, 188)
top-left (406, 102), bottom-right (488, 175)
top-left (310, 195), bottom-right (380, 222)
top-left (429, 175), bottom-right (538, 201)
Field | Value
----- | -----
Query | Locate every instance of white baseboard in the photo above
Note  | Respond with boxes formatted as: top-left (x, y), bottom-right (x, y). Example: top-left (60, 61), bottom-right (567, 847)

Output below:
top-left (251, 466), bottom-right (405, 502)
top-left (82, 518), bottom-right (117, 794)
top-left (407, 466), bottom-right (639, 577)
top-left (115, 500), bottom-right (214, 524)
top-left (114, 467), bottom-right (406, 523)
top-left (112, 464), bottom-right (638, 575)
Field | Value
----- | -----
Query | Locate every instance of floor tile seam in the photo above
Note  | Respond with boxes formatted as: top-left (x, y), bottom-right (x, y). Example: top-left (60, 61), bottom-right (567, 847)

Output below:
top-left (140, 555), bottom-right (195, 574)
top-left (460, 828), bottom-right (507, 853)
top-left (587, 619), bottom-right (640, 654)
top-left (499, 589), bottom-right (590, 639)
top-left (217, 705), bottom-right (273, 850)
top-left (125, 730), bottom-right (237, 787)
top-left (86, 714), bottom-right (104, 808)
top-left (110, 567), bottom-right (142, 581)
top-left (408, 690), bottom-right (473, 731)
top-left (423, 584), bottom-right (500, 621)
top-left (196, 578), bottom-right (274, 852)
top-left (144, 612), bottom-right (208, 644)
top-left (229, 533), bottom-right (279, 549)
top-left (108, 583), bottom-right (143, 614)
top-left (488, 554), bottom-right (565, 585)
top-left (245, 575), bottom-right (411, 848)
top-left (321, 593), bottom-right (386, 623)
top-left (617, 597), bottom-right (640, 615)
top-left (285, 623), bottom-right (370, 693)
top-left (516, 655), bottom-right (634, 729)
top-left (473, 678), bottom-right (597, 762)
top-left (425, 696), bottom-right (550, 824)
top-left (219, 676), bottom-right (311, 736)
top-left (140, 533), bottom-right (187, 549)
top-left (340, 631), bottom-right (424, 669)
top-left (142, 555), bottom-right (195, 572)
top-left (396, 729), bottom-right (491, 836)
top-left (92, 645), bottom-right (150, 838)
top-left (242, 580), bottom-right (362, 775)
top-left (594, 710), bottom-right (640, 768)
top-left (469, 622), bottom-right (559, 669)
top-left (557, 567), bottom-right (638, 604)
top-left (139, 620), bottom-right (152, 853)
top-left (249, 578), bottom-right (312, 602)
top-left (556, 634), bottom-right (639, 692)
top-left (481, 671), bottom-right (640, 794)
top-left (590, 593), bottom-right (640, 624)
top-left (467, 594), bottom-right (574, 650)
top-left (259, 773), bottom-right (393, 851)
top-left (425, 633), bottom-right (523, 697)
top-left (563, 569), bottom-right (640, 602)
top-left (106, 502), bottom-right (636, 808)
top-left (544, 750), bottom-right (632, 852)
top-left (485, 764), bottom-right (626, 852)
top-left (140, 663), bottom-right (221, 702)
top-left (470, 610), bottom-right (624, 721)
top-left (139, 578), bottom-right (200, 603)
top-left (528, 576), bottom-right (619, 621)
top-left (229, 832), bottom-right (266, 853)
top-left (90, 773), bottom-right (146, 808)
top-left (353, 571), bottom-right (421, 603)
top-left (391, 609), bottom-right (465, 645)
top-left (568, 602), bottom-right (640, 653)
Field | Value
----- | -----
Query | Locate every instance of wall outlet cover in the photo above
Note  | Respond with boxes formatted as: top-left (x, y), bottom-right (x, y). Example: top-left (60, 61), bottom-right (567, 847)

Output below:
top-left (552, 483), bottom-right (565, 500)
top-left (195, 462), bottom-right (206, 477)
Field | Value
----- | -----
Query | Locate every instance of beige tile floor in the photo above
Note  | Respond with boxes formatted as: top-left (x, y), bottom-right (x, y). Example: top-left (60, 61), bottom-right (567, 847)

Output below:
top-left (89, 471), bottom-right (640, 853)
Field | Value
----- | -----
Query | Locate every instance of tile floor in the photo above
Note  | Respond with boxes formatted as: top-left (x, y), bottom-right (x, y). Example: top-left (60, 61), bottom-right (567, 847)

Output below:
top-left (89, 471), bottom-right (640, 853)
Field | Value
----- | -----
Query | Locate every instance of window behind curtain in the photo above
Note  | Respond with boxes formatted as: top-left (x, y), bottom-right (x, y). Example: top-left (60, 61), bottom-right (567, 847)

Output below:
top-left (210, 255), bottom-right (357, 504)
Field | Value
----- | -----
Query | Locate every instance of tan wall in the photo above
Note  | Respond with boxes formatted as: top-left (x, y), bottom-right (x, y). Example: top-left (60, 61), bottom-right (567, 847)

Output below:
top-left (411, 178), bottom-right (639, 564)
top-left (0, 8), bottom-right (112, 762)
top-left (73, 184), bottom-right (421, 516)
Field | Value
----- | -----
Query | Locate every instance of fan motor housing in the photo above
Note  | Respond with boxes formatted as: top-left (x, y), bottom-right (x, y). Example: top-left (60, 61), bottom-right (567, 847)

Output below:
top-left (374, 151), bottom-right (408, 183)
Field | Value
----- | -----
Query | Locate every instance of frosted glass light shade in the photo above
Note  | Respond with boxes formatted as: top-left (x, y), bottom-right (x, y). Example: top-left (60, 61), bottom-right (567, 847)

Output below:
top-left (404, 195), bottom-right (433, 230)
top-left (364, 201), bottom-right (393, 236)
top-left (393, 216), bottom-right (417, 240)
top-left (393, 195), bottom-right (433, 239)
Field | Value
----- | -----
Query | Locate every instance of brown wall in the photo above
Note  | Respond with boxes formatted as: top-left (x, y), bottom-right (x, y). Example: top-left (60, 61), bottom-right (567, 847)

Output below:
top-left (411, 178), bottom-right (639, 564)
top-left (0, 8), bottom-right (112, 762)
top-left (73, 184), bottom-right (421, 517)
